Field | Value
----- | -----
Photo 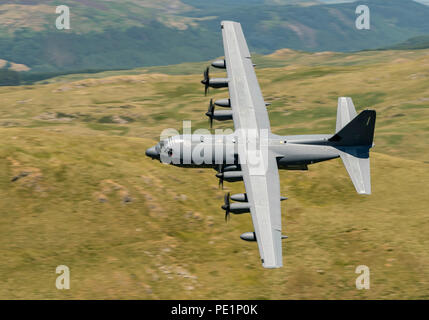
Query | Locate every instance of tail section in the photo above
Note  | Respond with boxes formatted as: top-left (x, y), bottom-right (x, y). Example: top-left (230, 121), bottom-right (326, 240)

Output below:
top-left (338, 148), bottom-right (371, 194)
top-left (330, 97), bottom-right (376, 195)
top-left (336, 97), bottom-right (357, 132)
top-left (330, 109), bottom-right (376, 146)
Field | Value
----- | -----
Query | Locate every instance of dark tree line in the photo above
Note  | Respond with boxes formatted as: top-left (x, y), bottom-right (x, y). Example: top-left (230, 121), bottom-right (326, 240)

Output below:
top-left (0, 68), bottom-right (20, 86)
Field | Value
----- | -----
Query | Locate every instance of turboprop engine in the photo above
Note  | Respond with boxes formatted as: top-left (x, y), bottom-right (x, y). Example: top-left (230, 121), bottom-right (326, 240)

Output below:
top-left (222, 193), bottom-right (250, 221)
top-left (201, 67), bottom-right (228, 95)
top-left (216, 170), bottom-right (243, 189)
top-left (206, 99), bottom-right (233, 128)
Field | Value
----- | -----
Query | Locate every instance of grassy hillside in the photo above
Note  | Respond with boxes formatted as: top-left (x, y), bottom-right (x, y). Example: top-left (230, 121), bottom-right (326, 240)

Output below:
top-left (382, 35), bottom-right (429, 50)
top-left (0, 49), bottom-right (428, 299)
top-left (2, 0), bottom-right (429, 72)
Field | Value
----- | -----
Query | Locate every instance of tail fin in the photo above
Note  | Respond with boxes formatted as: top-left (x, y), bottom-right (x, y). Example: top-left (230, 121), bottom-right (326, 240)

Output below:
top-left (336, 97), bottom-right (357, 132)
top-left (329, 97), bottom-right (376, 195)
top-left (329, 109), bottom-right (376, 146)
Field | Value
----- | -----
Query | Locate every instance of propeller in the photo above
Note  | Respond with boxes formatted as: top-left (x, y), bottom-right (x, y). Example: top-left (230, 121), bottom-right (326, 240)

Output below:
top-left (205, 99), bottom-right (215, 129)
top-left (221, 192), bottom-right (231, 222)
top-left (201, 67), bottom-right (210, 96)
top-left (218, 174), bottom-right (224, 189)
top-left (216, 164), bottom-right (224, 189)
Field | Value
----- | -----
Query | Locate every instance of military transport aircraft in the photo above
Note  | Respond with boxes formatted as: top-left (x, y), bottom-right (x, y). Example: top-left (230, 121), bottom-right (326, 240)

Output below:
top-left (145, 21), bottom-right (376, 268)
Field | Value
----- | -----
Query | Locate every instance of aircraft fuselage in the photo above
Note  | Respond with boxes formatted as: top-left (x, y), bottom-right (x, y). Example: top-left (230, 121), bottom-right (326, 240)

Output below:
top-left (146, 133), bottom-right (340, 170)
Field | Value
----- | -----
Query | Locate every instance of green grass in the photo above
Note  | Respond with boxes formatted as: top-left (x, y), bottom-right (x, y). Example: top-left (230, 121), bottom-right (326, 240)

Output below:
top-left (0, 48), bottom-right (429, 299)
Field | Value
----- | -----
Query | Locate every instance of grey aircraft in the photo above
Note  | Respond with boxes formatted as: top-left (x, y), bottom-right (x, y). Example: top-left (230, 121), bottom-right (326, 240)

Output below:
top-left (146, 21), bottom-right (376, 268)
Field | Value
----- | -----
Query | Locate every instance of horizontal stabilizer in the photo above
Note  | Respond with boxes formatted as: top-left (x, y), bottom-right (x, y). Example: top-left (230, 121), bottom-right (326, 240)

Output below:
top-left (338, 148), bottom-right (371, 195)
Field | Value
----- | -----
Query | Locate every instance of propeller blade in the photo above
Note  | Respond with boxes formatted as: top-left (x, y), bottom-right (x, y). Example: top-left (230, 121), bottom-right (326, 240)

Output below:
top-left (218, 175), bottom-right (223, 190)
top-left (216, 164), bottom-right (224, 189)
top-left (206, 99), bottom-right (215, 129)
top-left (202, 67), bottom-right (209, 96)
top-left (223, 192), bottom-right (231, 222)
top-left (204, 66), bottom-right (209, 80)
top-left (207, 99), bottom-right (212, 113)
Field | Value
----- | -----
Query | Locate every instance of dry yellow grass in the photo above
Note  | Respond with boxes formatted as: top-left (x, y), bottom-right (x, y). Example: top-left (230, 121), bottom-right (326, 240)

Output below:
top-left (0, 49), bottom-right (428, 299)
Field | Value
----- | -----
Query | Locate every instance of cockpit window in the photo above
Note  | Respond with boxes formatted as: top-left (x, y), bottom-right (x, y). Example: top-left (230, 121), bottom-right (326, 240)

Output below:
top-left (157, 139), bottom-right (173, 157)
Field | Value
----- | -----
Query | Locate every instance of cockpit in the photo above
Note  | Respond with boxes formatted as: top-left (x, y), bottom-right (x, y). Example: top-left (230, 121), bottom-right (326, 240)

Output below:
top-left (146, 137), bottom-right (176, 161)
top-left (157, 139), bottom-right (173, 157)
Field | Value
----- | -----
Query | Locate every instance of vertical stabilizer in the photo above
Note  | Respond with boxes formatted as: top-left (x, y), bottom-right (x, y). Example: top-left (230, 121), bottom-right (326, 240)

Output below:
top-left (336, 97), bottom-right (357, 133)
top-left (330, 110), bottom-right (376, 147)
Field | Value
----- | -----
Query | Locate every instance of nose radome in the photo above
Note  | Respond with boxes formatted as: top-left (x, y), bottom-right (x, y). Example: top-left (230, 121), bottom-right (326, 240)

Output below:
top-left (145, 146), bottom-right (159, 159)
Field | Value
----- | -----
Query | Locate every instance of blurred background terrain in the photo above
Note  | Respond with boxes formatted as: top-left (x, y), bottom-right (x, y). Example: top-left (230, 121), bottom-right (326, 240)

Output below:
top-left (1, 0), bottom-right (429, 74)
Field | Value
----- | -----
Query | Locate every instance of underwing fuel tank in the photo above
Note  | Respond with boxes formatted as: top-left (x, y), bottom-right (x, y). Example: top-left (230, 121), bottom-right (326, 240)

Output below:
top-left (241, 232), bottom-right (288, 241)
top-left (240, 232), bottom-right (256, 242)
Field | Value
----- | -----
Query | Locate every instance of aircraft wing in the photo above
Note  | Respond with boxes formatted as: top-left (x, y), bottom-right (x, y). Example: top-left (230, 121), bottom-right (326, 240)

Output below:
top-left (221, 21), bottom-right (283, 268)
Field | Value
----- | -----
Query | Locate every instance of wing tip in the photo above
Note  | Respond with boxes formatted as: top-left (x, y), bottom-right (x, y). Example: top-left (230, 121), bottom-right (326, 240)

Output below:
top-left (262, 258), bottom-right (283, 269)
top-left (221, 20), bottom-right (240, 27)
top-left (358, 190), bottom-right (371, 195)
top-left (262, 264), bottom-right (283, 269)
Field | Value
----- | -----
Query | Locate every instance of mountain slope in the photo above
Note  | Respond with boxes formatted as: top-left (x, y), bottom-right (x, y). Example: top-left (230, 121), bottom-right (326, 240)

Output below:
top-left (382, 35), bottom-right (429, 50)
top-left (1, 0), bottom-right (429, 72)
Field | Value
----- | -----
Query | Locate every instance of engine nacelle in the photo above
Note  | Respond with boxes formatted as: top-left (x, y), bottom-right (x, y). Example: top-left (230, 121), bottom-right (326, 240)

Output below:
top-left (212, 110), bottom-right (233, 121)
top-left (209, 78), bottom-right (229, 88)
top-left (214, 99), bottom-right (231, 108)
top-left (212, 59), bottom-right (226, 69)
top-left (223, 165), bottom-right (239, 172)
top-left (231, 193), bottom-right (248, 202)
top-left (216, 170), bottom-right (243, 182)
top-left (232, 193), bottom-right (287, 202)
top-left (240, 232), bottom-right (256, 242)
top-left (229, 202), bottom-right (250, 214)
top-left (223, 171), bottom-right (243, 182)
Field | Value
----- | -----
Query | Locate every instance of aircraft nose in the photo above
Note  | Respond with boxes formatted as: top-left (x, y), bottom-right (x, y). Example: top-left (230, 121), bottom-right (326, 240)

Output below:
top-left (145, 146), bottom-right (159, 159)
